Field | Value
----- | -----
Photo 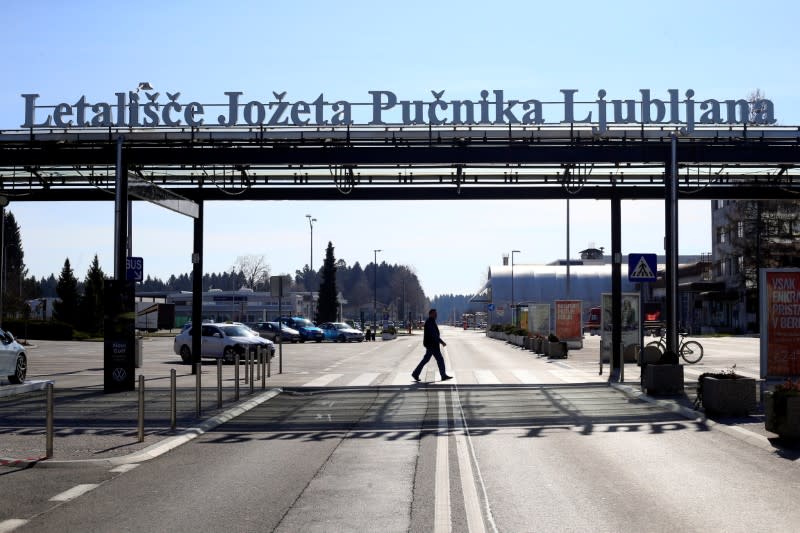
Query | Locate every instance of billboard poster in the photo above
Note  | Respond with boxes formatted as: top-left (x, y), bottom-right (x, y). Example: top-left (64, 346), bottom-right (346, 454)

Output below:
top-left (760, 269), bottom-right (800, 379)
top-left (528, 304), bottom-right (551, 337)
top-left (104, 279), bottom-right (136, 393)
top-left (600, 292), bottom-right (640, 363)
top-left (555, 300), bottom-right (583, 341)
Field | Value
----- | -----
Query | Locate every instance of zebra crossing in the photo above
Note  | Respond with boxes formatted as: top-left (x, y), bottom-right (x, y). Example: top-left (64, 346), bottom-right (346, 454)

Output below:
top-left (299, 364), bottom-right (605, 387)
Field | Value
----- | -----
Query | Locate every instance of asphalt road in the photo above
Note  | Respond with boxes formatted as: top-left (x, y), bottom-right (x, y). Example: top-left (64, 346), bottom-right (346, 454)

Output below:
top-left (3, 329), bottom-right (799, 532)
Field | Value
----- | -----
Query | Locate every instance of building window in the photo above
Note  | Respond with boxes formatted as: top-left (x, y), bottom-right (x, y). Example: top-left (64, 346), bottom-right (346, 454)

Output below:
top-left (737, 221), bottom-right (744, 238)
top-left (716, 226), bottom-right (727, 244)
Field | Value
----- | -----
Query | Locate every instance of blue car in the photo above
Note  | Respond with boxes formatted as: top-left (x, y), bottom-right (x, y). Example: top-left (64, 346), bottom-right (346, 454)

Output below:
top-left (279, 317), bottom-right (324, 343)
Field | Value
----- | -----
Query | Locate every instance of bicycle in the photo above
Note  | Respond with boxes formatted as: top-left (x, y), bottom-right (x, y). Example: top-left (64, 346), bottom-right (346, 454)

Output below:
top-left (645, 331), bottom-right (704, 364)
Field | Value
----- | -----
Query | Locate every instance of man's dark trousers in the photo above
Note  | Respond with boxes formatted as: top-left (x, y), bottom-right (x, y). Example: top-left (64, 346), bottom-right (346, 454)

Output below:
top-left (412, 346), bottom-right (447, 379)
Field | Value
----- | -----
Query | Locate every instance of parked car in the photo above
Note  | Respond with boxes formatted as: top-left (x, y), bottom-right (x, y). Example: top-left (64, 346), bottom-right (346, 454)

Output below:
top-left (0, 328), bottom-right (26, 384)
top-left (250, 321), bottom-right (301, 343)
top-left (279, 317), bottom-right (324, 342)
top-left (173, 323), bottom-right (275, 364)
top-left (319, 322), bottom-right (365, 343)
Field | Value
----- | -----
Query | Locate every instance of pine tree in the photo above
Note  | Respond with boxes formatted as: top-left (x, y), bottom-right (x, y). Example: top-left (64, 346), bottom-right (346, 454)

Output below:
top-left (316, 242), bottom-right (339, 322)
top-left (2, 210), bottom-right (28, 318)
top-left (77, 255), bottom-right (106, 333)
top-left (53, 258), bottom-right (79, 326)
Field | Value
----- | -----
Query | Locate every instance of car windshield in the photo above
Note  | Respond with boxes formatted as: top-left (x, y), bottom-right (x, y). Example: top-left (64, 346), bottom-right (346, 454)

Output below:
top-left (332, 322), bottom-right (349, 329)
top-left (221, 325), bottom-right (252, 337)
top-left (294, 319), bottom-right (314, 327)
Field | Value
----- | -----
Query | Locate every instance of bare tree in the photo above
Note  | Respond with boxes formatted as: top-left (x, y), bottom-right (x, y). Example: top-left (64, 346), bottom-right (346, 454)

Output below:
top-left (232, 254), bottom-right (271, 290)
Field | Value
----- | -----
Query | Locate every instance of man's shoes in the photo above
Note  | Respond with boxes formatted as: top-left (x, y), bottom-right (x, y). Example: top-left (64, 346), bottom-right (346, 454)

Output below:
top-left (441, 375), bottom-right (453, 381)
top-left (411, 374), bottom-right (421, 382)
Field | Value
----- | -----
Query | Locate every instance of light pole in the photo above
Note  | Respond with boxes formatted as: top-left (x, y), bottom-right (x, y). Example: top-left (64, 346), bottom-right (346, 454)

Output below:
top-left (373, 249), bottom-right (382, 328)
top-left (511, 250), bottom-right (520, 326)
top-left (305, 214), bottom-right (316, 273)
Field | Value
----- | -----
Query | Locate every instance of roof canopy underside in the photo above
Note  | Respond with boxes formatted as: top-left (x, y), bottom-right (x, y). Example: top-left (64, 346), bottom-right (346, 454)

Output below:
top-left (1, 124), bottom-right (799, 202)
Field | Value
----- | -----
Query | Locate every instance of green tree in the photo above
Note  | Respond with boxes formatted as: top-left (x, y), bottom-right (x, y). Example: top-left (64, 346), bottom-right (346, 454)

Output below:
top-left (77, 255), bottom-right (106, 333)
top-left (316, 242), bottom-right (339, 322)
top-left (53, 258), bottom-right (79, 326)
top-left (2, 210), bottom-right (28, 319)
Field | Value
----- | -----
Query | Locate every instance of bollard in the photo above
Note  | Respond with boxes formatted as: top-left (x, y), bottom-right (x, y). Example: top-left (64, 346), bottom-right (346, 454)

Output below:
top-left (267, 346), bottom-right (271, 378)
top-left (234, 353), bottom-right (240, 401)
top-left (195, 363), bottom-right (201, 418)
top-left (260, 347), bottom-right (266, 390)
top-left (244, 348), bottom-right (250, 383)
top-left (255, 346), bottom-right (261, 381)
top-left (170, 369), bottom-right (177, 431)
top-left (138, 374), bottom-right (145, 443)
top-left (608, 346), bottom-right (615, 382)
top-left (620, 342), bottom-right (625, 383)
top-left (249, 347), bottom-right (255, 394)
top-left (217, 359), bottom-right (223, 409)
top-left (46, 382), bottom-right (54, 458)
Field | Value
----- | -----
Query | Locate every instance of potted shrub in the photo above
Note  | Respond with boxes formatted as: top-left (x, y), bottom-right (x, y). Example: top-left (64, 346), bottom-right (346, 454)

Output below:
top-left (765, 378), bottom-right (800, 439)
top-left (546, 333), bottom-right (567, 359)
top-left (532, 334), bottom-right (544, 355)
top-left (694, 368), bottom-right (756, 416)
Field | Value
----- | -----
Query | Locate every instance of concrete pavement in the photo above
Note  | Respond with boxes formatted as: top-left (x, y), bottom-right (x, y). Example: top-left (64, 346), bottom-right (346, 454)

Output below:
top-left (0, 333), bottom-right (790, 468)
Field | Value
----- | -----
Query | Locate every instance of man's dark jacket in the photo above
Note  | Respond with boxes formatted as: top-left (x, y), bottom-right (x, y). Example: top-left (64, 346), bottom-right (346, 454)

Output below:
top-left (423, 316), bottom-right (442, 349)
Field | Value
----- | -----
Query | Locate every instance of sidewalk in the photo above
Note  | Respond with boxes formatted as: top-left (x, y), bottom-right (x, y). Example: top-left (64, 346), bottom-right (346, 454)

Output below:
top-left (0, 376), bottom-right (281, 467)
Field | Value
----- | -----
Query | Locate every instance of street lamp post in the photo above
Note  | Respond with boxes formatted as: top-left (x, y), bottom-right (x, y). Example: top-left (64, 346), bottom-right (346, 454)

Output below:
top-left (511, 250), bottom-right (521, 326)
top-left (305, 214), bottom-right (316, 273)
top-left (373, 249), bottom-right (382, 328)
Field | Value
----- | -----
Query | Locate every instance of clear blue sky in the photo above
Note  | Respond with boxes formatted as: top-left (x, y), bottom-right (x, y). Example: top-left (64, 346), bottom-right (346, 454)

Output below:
top-left (2, 0), bottom-right (799, 296)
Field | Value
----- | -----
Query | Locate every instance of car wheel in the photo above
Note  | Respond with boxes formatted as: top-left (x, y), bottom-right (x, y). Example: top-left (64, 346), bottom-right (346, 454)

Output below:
top-left (8, 353), bottom-right (26, 384)
top-left (223, 346), bottom-right (237, 364)
top-left (338, 334), bottom-right (346, 343)
top-left (179, 345), bottom-right (192, 364)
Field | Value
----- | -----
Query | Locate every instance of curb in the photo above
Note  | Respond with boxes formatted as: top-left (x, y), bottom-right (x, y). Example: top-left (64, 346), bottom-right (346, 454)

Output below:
top-left (610, 382), bottom-right (776, 452)
top-left (0, 380), bottom-right (54, 398)
top-left (2, 388), bottom-right (283, 469)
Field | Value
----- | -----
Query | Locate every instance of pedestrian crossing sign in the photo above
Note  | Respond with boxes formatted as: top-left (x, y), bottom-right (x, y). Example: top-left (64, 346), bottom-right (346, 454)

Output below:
top-left (628, 253), bottom-right (657, 282)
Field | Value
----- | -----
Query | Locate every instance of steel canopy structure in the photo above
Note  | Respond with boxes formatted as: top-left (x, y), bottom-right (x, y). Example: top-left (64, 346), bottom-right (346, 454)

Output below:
top-left (2, 123), bottom-right (800, 378)
top-left (1, 124), bottom-right (800, 202)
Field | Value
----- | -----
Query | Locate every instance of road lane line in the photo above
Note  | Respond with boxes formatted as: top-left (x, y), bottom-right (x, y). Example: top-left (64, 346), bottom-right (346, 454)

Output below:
top-left (49, 483), bottom-right (99, 502)
top-left (0, 519), bottom-right (28, 532)
top-left (110, 463), bottom-right (140, 473)
top-left (452, 393), bottom-right (486, 533)
top-left (435, 391), bottom-right (451, 533)
top-left (452, 386), bottom-right (499, 533)
top-left (302, 374), bottom-right (343, 387)
top-left (474, 370), bottom-right (501, 384)
top-left (511, 369), bottom-right (542, 384)
top-left (392, 372), bottom-right (414, 385)
top-left (347, 373), bottom-right (381, 386)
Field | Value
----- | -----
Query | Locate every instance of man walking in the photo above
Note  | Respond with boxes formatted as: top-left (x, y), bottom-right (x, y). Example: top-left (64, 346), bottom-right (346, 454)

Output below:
top-left (412, 309), bottom-right (452, 382)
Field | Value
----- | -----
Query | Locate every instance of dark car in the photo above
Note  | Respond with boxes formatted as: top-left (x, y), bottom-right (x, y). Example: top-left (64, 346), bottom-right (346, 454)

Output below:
top-left (279, 317), bottom-right (324, 342)
top-left (250, 321), bottom-right (301, 343)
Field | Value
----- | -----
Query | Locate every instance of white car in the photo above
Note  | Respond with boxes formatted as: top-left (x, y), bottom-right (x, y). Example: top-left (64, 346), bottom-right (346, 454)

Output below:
top-left (173, 323), bottom-right (275, 364)
top-left (0, 328), bottom-right (27, 384)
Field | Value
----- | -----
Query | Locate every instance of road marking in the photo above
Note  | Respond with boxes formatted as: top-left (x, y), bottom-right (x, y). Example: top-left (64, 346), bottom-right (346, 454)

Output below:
top-left (0, 519), bottom-right (28, 532)
top-left (347, 373), bottom-right (381, 386)
top-left (435, 391), bottom-right (451, 533)
top-left (474, 370), bottom-right (500, 384)
top-left (511, 369), bottom-right (541, 384)
top-left (50, 483), bottom-right (99, 502)
top-left (302, 374), bottom-right (343, 387)
top-left (392, 372), bottom-right (414, 385)
top-left (110, 463), bottom-right (140, 473)
top-left (452, 393), bottom-right (487, 533)
top-left (548, 369), bottom-right (587, 383)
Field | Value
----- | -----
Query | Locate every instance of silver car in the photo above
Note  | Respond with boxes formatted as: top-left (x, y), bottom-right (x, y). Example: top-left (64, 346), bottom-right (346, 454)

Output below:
top-left (0, 328), bottom-right (27, 384)
top-left (250, 321), bottom-right (301, 343)
top-left (173, 323), bottom-right (275, 364)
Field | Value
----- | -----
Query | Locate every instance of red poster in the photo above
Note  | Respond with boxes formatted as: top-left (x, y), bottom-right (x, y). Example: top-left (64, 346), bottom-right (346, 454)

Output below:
top-left (555, 300), bottom-right (582, 341)
top-left (764, 270), bottom-right (800, 377)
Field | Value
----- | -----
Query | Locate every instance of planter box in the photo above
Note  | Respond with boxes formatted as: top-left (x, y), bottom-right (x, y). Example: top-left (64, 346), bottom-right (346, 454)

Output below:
top-left (548, 341), bottom-right (568, 359)
top-left (532, 338), bottom-right (543, 355)
top-left (701, 376), bottom-right (756, 416)
top-left (765, 393), bottom-right (800, 438)
top-left (644, 364), bottom-right (684, 395)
